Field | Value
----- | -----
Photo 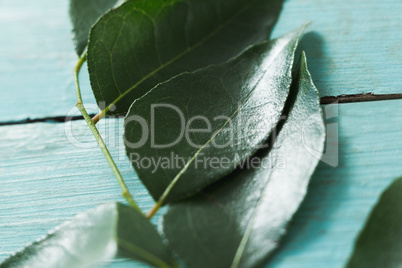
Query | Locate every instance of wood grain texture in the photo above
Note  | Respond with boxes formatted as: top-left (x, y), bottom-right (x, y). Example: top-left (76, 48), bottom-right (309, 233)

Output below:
top-left (268, 99), bottom-right (402, 267)
top-left (1, 100), bottom-right (402, 267)
top-left (0, 117), bottom-right (153, 267)
top-left (1, 0), bottom-right (402, 122)
top-left (272, 0), bottom-right (402, 98)
top-left (1, 0), bottom-right (401, 266)
top-left (0, 0), bottom-right (95, 123)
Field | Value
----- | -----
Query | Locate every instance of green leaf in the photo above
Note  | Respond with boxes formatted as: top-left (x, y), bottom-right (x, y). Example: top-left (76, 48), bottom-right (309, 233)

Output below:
top-left (69, 0), bottom-right (124, 56)
top-left (161, 52), bottom-right (326, 268)
top-left (0, 203), bottom-right (178, 268)
top-left (346, 176), bottom-right (402, 268)
top-left (124, 27), bottom-right (305, 204)
top-left (87, 0), bottom-right (284, 115)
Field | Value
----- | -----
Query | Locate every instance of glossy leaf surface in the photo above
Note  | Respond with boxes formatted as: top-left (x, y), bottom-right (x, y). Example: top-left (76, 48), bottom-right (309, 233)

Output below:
top-left (162, 53), bottom-right (326, 268)
top-left (0, 203), bottom-right (177, 268)
top-left (69, 0), bottom-right (123, 56)
top-left (347, 177), bottom-right (402, 268)
top-left (124, 27), bottom-right (305, 203)
top-left (87, 0), bottom-right (284, 114)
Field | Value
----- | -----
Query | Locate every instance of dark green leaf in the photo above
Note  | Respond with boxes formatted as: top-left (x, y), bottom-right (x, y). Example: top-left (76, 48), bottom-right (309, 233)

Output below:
top-left (87, 0), bottom-right (284, 115)
top-left (124, 27), bottom-right (305, 204)
top-left (162, 52), bottom-right (326, 268)
top-left (69, 0), bottom-right (123, 56)
top-left (346, 176), bottom-right (402, 268)
top-left (0, 203), bottom-right (177, 268)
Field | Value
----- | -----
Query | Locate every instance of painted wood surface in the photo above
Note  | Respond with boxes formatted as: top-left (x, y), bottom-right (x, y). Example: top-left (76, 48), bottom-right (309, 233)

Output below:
top-left (1, 99), bottom-right (401, 267)
top-left (1, 0), bottom-right (402, 266)
top-left (272, 0), bottom-right (402, 98)
top-left (1, 0), bottom-right (402, 122)
top-left (0, 0), bottom-right (93, 123)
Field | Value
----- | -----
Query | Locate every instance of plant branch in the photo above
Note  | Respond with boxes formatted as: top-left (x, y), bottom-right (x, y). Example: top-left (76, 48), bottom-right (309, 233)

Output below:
top-left (147, 203), bottom-right (162, 219)
top-left (74, 55), bottom-right (141, 212)
top-left (92, 110), bottom-right (105, 124)
top-left (146, 171), bottom-right (183, 218)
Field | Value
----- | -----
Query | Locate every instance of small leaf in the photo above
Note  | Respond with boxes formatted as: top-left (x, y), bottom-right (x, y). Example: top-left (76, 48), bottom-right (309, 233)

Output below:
top-left (162, 52), bottom-right (326, 268)
top-left (69, 0), bottom-right (124, 56)
top-left (124, 27), bottom-right (305, 204)
top-left (87, 0), bottom-right (284, 115)
top-left (346, 176), bottom-right (402, 268)
top-left (0, 203), bottom-right (177, 268)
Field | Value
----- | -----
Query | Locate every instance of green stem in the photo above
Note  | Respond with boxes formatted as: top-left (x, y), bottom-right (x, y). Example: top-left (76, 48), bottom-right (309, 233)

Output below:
top-left (146, 202), bottom-right (161, 219)
top-left (74, 55), bottom-right (141, 212)
top-left (92, 110), bottom-right (105, 124)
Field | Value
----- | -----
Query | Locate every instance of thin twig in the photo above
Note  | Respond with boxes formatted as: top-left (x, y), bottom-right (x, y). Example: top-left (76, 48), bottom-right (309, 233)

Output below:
top-left (74, 55), bottom-right (141, 212)
top-left (146, 203), bottom-right (161, 219)
top-left (91, 110), bottom-right (104, 124)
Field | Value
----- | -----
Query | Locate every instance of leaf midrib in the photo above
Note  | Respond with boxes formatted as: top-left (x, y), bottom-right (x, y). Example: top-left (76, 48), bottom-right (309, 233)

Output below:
top-left (230, 166), bottom-right (276, 268)
top-left (117, 237), bottom-right (176, 268)
top-left (100, 0), bottom-right (259, 114)
top-left (230, 52), bottom-right (308, 268)
top-left (156, 36), bottom-right (294, 204)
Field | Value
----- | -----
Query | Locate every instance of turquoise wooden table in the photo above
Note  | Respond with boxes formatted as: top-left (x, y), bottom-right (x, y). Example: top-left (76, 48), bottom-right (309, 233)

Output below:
top-left (1, 0), bottom-right (402, 267)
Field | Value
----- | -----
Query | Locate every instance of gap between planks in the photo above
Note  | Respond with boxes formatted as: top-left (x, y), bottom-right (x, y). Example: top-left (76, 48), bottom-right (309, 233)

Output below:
top-left (1, 93), bottom-right (402, 126)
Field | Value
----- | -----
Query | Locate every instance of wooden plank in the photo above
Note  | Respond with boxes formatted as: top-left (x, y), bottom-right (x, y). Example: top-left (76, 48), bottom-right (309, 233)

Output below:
top-left (268, 100), bottom-right (402, 267)
top-left (1, 100), bottom-right (402, 266)
top-left (0, 0), bottom-right (95, 122)
top-left (272, 0), bottom-right (402, 98)
top-left (1, 0), bottom-right (402, 122)
top-left (0, 117), bottom-right (153, 266)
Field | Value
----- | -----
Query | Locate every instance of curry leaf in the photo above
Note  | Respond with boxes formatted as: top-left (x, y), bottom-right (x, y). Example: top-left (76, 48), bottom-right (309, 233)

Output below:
top-left (162, 52), bottom-right (326, 268)
top-left (69, 0), bottom-right (124, 56)
top-left (346, 176), bottom-right (402, 268)
top-left (124, 27), bottom-right (305, 204)
top-left (0, 203), bottom-right (178, 268)
top-left (87, 0), bottom-right (284, 115)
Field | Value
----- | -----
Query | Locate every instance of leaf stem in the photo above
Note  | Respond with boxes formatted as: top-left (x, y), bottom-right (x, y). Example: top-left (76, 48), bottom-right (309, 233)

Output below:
top-left (74, 55), bottom-right (141, 213)
top-left (92, 110), bottom-right (104, 124)
top-left (146, 202), bottom-right (161, 219)
top-left (147, 156), bottom-right (195, 218)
